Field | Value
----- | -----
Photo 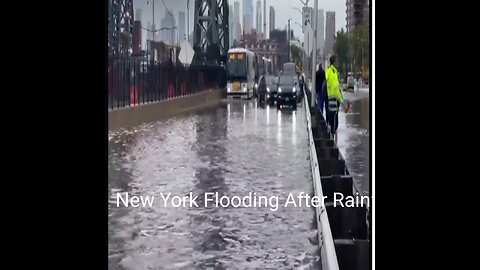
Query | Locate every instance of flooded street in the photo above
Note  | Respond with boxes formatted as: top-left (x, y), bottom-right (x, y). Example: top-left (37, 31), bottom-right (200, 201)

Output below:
top-left (337, 88), bottom-right (370, 196)
top-left (108, 100), bottom-right (320, 269)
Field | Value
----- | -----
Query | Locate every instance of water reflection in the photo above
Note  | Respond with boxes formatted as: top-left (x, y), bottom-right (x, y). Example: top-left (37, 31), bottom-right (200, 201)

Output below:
top-left (191, 108), bottom-right (230, 267)
top-left (338, 91), bottom-right (370, 196)
top-left (108, 100), bottom-right (319, 269)
top-left (108, 128), bottom-right (143, 269)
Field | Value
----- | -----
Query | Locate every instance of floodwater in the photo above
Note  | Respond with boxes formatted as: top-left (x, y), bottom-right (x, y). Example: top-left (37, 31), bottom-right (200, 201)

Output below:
top-left (337, 88), bottom-right (370, 196)
top-left (108, 100), bottom-right (320, 269)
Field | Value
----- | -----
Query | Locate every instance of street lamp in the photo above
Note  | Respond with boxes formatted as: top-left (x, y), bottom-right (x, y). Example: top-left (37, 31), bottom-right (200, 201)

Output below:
top-left (298, 0), bottom-right (310, 6)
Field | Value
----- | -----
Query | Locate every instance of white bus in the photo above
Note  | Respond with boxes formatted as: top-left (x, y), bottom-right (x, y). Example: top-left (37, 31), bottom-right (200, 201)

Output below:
top-left (226, 48), bottom-right (257, 99)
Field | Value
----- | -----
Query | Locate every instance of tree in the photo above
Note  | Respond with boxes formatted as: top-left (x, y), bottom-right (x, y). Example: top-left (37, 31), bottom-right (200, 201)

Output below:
top-left (334, 28), bottom-right (349, 80)
top-left (349, 25), bottom-right (368, 76)
top-left (121, 31), bottom-right (132, 57)
top-left (290, 44), bottom-right (303, 68)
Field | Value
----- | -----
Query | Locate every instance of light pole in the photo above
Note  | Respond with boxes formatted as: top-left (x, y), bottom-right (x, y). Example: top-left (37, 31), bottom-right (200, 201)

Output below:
top-left (187, 0), bottom-right (190, 44)
top-left (310, 0), bottom-right (317, 108)
top-left (288, 18), bottom-right (292, 62)
top-left (294, 2), bottom-right (309, 82)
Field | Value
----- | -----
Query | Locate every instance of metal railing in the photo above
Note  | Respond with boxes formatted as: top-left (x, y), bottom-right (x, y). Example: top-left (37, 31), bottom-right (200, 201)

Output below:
top-left (303, 87), bottom-right (340, 270)
top-left (107, 57), bottom-right (226, 110)
top-left (304, 84), bottom-right (371, 270)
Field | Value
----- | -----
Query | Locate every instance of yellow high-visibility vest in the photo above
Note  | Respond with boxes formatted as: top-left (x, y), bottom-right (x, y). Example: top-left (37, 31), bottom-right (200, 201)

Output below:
top-left (325, 65), bottom-right (344, 104)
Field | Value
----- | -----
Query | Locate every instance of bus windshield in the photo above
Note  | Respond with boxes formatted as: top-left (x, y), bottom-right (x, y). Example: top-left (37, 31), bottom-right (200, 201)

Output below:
top-left (227, 53), bottom-right (247, 79)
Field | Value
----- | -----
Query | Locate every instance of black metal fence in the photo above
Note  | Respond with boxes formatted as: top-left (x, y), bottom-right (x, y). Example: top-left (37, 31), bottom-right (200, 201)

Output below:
top-left (108, 57), bottom-right (227, 110)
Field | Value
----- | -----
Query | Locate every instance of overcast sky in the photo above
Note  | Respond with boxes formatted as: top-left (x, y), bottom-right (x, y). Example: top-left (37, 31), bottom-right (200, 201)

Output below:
top-left (133, 0), bottom-right (346, 46)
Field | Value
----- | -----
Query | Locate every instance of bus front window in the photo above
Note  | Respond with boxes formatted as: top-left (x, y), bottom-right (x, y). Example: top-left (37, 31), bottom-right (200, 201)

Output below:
top-left (228, 53), bottom-right (247, 80)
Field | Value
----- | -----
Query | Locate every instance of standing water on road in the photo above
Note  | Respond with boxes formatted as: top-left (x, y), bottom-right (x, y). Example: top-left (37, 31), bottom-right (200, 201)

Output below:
top-left (108, 100), bottom-right (319, 269)
top-left (337, 89), bottom-right (370, 196)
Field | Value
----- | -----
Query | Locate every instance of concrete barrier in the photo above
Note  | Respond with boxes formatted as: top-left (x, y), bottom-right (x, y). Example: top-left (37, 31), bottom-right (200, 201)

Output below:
top-left (108, 89), bottom-right (224, 130)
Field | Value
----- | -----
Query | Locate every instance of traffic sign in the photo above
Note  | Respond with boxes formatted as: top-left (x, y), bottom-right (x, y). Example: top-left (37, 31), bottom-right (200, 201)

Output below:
top-left (178, 40), bottom-right (194, 65)
top-left (304, 26), bottom-right (313, 55)
top-left (302, 7), bottom-right (313, 33)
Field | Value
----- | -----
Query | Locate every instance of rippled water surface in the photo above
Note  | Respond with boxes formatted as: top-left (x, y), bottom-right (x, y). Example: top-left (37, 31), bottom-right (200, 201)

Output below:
top-left (337, 90), bottom-right (370, 196)
top-left (108, 100), bottom-right (320, 269)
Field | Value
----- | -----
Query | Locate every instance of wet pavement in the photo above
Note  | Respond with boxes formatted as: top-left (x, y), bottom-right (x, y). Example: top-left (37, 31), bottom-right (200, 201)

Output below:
top-left (108, 100), bottom-right (320, 269)
top-left (337, 88), bottom-right (370, 196)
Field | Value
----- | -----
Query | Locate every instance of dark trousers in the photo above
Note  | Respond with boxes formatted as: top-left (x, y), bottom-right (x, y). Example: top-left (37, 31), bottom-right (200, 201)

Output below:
top-left (317, 91), bottom-right (328, 115)
top-left (327, 98), bottom-right (339, 135)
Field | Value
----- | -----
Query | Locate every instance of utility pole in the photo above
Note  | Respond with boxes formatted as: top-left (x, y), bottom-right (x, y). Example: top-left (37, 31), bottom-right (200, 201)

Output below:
top-left (310, 0), bottom-right (317, 107)
top-left (288, 19), bottom-right (291, 62)
top-left (187, 0), bottom-right (190, 43)
top-left (297, 0), bottom-right (310, 82)
top-left (152, 0), bottom-right (155, 40)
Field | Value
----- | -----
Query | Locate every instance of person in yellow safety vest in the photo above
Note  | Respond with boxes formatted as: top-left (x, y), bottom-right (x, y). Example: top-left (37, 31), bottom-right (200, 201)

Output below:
top-left (325, 55), bottom-right (350, 144)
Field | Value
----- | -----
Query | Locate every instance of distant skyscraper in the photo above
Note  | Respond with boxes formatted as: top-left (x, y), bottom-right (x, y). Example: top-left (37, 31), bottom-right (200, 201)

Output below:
top-left (147, 22), bottom-right (152, 41)
top-left (234, 1), bottom-right (242, 42)
top-left (243, 0), bottom-right (253, 34)
top-left (269, 6), bottom-right (275, 34)
top-left (256, 0), bottom-right (262, 37)
top-left (317, 9), bottom-right (325, 57)
top-left (135, 9), bottom-right (142, 22)
top-left (160, 11), bottom-right (176, 45)
top-left (134, 9), bottom-right (142, 50)
top-left (235, 22), bottom-right (242, 44)
top-left (152, 23), bottom-right (157, 42)
top-left (229, 4), bottom-right (234, 46)
top-left (160, 18), bottom-right (166, 41)
top-left (263, 0), bottom-right (266, 39)
top-left (179, 12), bottom-right (186, 42)
top-left (169, 12), bottom-right (177, 45)
top-left (133, 20), bottom-right (142, 53)
top-left (234, 2), bottom-right (241, 24)
top-left (325, 11), bottom-right (335, 58)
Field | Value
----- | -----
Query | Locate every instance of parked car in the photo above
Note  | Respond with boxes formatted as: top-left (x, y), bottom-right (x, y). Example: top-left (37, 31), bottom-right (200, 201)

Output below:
top-left (346, 75), bottom-right (355, 92)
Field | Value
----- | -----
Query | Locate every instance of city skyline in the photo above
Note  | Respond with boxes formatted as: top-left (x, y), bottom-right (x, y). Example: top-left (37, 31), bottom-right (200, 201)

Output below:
top-left (133, 0), bottom-right (347, 49)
